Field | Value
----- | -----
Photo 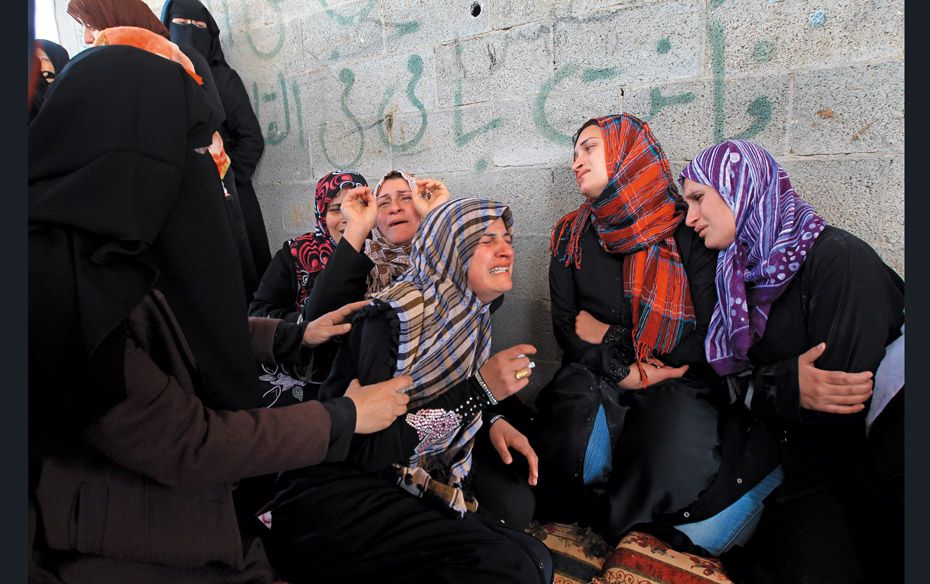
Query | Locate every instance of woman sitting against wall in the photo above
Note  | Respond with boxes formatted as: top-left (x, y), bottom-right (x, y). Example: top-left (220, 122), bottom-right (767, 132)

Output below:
top-left (671, 139), bottom-right (904, 583)
top-left (532, 113), bottom-right (722, 544)
top-left (270, 198), bottom-right (552, 583)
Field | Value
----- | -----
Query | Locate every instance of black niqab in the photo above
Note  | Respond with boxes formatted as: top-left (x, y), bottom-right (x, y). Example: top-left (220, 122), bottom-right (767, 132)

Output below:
top-left (29, 46), bottom-right (266, 450)
top-left (161, 0), bottom-right (226, 66)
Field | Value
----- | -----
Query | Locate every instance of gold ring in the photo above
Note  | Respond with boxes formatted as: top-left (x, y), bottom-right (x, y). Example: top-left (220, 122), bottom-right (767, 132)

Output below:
top-left (514, 368), bottom-right (531, 381)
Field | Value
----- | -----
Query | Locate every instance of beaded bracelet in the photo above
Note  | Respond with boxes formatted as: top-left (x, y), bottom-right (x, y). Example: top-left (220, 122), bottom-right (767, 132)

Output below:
top-left (473, 370), bottom-right (499, 406)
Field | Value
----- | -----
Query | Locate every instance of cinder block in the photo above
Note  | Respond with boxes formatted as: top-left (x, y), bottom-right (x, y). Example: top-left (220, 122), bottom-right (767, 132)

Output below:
top-left (309, 52), bottom-right (439, 127)
top-left (488, 0), bottom-right (557, 30)
top-left (720, 74), bottom-right (790, 155)
top-left (298, 0), bottom-right (384, 67)
top-left (248, 74), bottom-right (315, 186)
top-left (254, 180), bottom-right (314, 249)
top-left (223, 16), bottom-right (304, 76)
top-left (388, 107), bottom-right (494, 174)
top-left (554, 0), bottom-right (704, 86)
top-left (624, 79), bottom-right (713, 161)
top-left (434, 24), bottom-right (553, 108)
top-left (791, 61), bottom-right (904, 155)
top-left (382, 0), bottom-right (491, 53)
top-left (509, 234), bottom-right (555, 302)
top-left (709, 0), bottom-right (904, 75)
top-left (310, 117), bottom-right (393, 183)
top-left (490, 297), bottom-right (561, 363)
top-left (491, 79), bottom-right (625, 168)
top-left (779, 156), bottom-right (894, 256)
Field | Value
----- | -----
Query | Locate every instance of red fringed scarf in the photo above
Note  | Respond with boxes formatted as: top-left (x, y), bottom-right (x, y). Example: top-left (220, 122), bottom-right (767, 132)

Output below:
top-left (551, 114), bottom-right (694, 370)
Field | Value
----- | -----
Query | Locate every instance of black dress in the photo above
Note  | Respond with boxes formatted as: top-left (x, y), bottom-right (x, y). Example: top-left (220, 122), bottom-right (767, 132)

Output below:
top-left (533, 221), bottom-right (723, 542)
top-left (270, 302), bottom-right (552, 584)
top-left (667, 226), bottom-right (904, 583)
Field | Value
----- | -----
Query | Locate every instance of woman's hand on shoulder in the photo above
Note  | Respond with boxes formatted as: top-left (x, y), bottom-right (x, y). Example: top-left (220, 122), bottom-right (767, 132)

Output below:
top-left (478, 344), bottom-right (537, 401)
top-left (301, 300), bottom-right (368, 347)
top-left (797, 343), bottom-right (873, 414)
top-left (413, 178), bottom-right (451, 218)
top-left (575, 310), bottom-right (609, 344)
top-left (345, 376), bottom-right (412, 434)
top-left (341, 186), bottom-right (378, 250)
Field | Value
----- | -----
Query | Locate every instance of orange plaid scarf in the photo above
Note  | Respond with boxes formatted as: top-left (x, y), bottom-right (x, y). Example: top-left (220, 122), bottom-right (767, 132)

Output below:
top-left (551, 114), bottom-right (694, 366)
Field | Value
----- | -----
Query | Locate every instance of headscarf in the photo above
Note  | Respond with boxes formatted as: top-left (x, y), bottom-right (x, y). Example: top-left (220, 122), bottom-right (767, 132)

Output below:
top-left (364, 170), bottom-right (417, 296)
top-left (35, 39), bottom-right (71, 79)
top-left (287, 171), bottom-right (367, 311)
top-left (28, 46), bottom-right (262, 450)
top-left (551, 113), bottom-right (695, 366)
top-left (160, 0), bottom-right (226, 67)
top-left (679, 140), bottom-right (826, 375)
top-left (375, 198), bottom-right (513, 489)
top-left (67, 0), bottom-right (169, 38)
top-left (92, 26), bottom-right (202, 84)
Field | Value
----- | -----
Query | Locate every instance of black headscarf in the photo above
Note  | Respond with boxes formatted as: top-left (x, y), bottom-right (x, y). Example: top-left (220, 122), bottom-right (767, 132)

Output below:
top-left (29, 45), bottom-right (264, 449)
top-left (160, 0), bottom-right (226, 67)
top-left (35, 39), bottom-right (70, 78)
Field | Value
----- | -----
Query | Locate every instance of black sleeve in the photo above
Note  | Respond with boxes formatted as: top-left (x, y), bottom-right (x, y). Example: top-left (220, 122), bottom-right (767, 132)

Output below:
top-left (301, 238), bottom-right (375, 322)
top-left (548, 254), bottom-right (634, 384)
top-left (249, 244), bottom-right (301, 322)
top-left (272, 321), bottom-right (309, 365)
top-left (751, 230), bottom-right (905, 425)
top-left (320, 304), bottom-right (496, 472)
top-left (217, 68), bottom-right (264, 180)
top-left (660, 225), bottom-right (719, 367)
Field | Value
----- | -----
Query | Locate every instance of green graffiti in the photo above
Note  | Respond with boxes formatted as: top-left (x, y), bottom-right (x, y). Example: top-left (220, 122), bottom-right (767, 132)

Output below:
top-left (475, 159), bottom-right (489, 172)
top-left (582, 67), bottom-right (619, 83)
top-left (533, 65), bottom-right (577, 146)
top-left (752, 40), bottom-right (774, 63)
top-left (709, 20), bottom-right (727, 142)
top-left (320, 0), bottom-right (376, 26)
top-left (656, 37), bottom-right (672, 54)
top-left (454, 80), bottom-right (502, 147)
top-left (252, 73), bottom-right (291, 145)
top-left (710, 0), bottom-right (726, 8)
top-left (244, 0), bottom-right (285, 59)
top-left (732, 96), bottom-right (772, 140)
top-left (319, 68), bottom-right (365, 168)
top-left (205, 0), bottom-right (235, 47)
top-left (648, 87), bottom-right (695, 120)
top-left (377, 55), bottom-right (428, 152)
top-left (809, 9), bottom-right (827, 28)
top-left (395, 21), bottom-right (420, 37)
top-left (331, 49), bottom-right (340, 60)
top-left (291, 80), bottom-right (306, 148)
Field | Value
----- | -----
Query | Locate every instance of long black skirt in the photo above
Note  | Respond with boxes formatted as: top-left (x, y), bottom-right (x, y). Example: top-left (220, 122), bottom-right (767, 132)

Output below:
top-left (533, 363), bottom-right (720, 542)
top-left (270, 467), bottom-right (551, 583)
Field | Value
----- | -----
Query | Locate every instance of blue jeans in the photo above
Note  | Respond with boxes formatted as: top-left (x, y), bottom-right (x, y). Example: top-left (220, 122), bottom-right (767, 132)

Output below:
top-left (674, 466), bottom-right (784, 556)
top-left (582, 405), bottom-right (612, 485)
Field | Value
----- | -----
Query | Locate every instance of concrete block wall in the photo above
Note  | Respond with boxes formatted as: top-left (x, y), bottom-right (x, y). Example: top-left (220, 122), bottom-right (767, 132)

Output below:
top-left (63, 0), bottom-right (906, 396)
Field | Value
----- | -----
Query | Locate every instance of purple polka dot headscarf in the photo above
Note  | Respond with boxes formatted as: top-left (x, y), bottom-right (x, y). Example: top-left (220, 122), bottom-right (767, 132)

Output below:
top-left (679, 140), bottom-right (826, 376)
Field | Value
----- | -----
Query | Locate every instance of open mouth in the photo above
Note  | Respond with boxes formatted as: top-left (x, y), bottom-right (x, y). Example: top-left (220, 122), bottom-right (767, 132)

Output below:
top-left (489, 266), bottom-right (510, 275)
top-left (388, 219), bottom-right (409, 228)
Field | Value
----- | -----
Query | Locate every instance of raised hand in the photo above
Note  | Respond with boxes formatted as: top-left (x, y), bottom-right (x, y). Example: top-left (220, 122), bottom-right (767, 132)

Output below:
top-left (345, 376), bottom-right (412, 434)
top-left (413, 178), bottom-right (451, 219)
top-left (489, 418), bottom-right (539, 486)
top-left (478, 344), bottom-right (537, 401)
top-left (797, 343), bottom-right (873, 414)
top-left (301, 300), bottom-right (368, 347)
top-left (341, 186), bottom-right (378, 251)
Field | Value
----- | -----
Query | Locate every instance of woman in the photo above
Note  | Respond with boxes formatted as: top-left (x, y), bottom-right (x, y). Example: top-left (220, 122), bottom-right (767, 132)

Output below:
top-left (674, 139), bottom-right (904, 583)
top-left (270, 198), bottom-right (551, 583)
top-left (533, 114), bottom-right (722, 543)
top-left (66, 0), bottom-right (260, 302)
top-left (28, 40), bottom-right (70, 122)
top-left (28, 45), bottom-right (410, 583)
top-left (161, 0), bottom-right (271, 277)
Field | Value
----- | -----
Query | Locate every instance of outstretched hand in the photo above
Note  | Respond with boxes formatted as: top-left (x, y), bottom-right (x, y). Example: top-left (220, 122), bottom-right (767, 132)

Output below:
top-left (301, 300), bottom-right (368, 347)
top-left (413, 178), bottom-right (451, 218)
top-left (797, 342), bottom-right (873, 414)
top-left (617, 361), bottom-right (689, 390)
top-left (489, 418), bottom-right (539, 486)
top-left (345, 376), bottom-right (412, 434)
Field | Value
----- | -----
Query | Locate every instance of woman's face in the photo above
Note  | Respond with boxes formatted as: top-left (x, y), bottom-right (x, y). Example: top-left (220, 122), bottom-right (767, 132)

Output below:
top-left (82, 22), bottom-right (101, 45)
top-left (572, 124), bottom-right (610, 200)
top-left (466, 218), bottom-right (514, 303)
top-left (324, 188), bottom-right (349, 244)
top-left (376, 177), bottom-right (420, 245)
top-left (36, 47), bottom-right (55, 81)
top-left (682, 178), bottom-right (737, 250)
